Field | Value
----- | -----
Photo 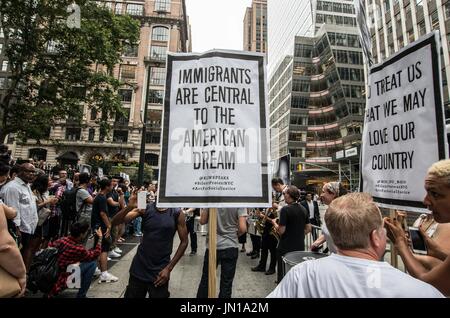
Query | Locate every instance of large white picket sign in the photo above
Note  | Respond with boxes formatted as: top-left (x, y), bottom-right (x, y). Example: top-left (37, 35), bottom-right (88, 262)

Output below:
top-left (361, 32), bottom-right (448, 212)
top-left (157, 50), bottom-right (271, 208)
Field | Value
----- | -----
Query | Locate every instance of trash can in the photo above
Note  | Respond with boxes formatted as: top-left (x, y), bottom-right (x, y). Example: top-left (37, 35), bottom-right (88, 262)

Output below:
top-left (282, 251), bottom-right (327, 276)
top-left (194, 216), bottom-right (208, 236)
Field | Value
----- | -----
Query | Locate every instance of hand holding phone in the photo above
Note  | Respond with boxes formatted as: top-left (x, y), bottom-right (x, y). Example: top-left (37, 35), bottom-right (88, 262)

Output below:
top-left (137, 191), bottom-right (148, 210)
top-left (409, 227), bottom-right (427, 255)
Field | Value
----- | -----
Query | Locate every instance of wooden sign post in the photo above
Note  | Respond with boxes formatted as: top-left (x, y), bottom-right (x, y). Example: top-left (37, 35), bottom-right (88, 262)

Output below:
top-left (208, 208), bottom-right (217, 298)
top-left (389, 209), bottom-right (398, 268)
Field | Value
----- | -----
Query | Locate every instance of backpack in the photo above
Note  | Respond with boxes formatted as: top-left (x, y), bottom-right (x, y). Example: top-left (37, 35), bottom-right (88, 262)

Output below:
top-left (27, 247), bottom-right (60, 294)
top-left (59, 187), bottom-right (81, 221)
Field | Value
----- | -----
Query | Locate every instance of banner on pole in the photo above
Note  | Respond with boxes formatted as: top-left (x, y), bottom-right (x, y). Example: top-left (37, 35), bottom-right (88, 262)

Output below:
top-left (360, 33), bottom-right (448, 212)
top-left (157, 50), bottom-right (271, 208)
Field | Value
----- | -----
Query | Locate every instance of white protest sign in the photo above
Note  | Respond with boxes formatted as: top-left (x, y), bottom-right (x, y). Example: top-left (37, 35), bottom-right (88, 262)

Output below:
top-left (361, 32), bottom-right (448, 212)
top-left (157, 50), bottom-right (271, 208)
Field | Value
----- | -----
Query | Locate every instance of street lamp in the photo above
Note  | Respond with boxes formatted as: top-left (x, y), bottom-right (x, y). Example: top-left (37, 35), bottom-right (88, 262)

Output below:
top-left (137, 56), bottom-right (165, 186)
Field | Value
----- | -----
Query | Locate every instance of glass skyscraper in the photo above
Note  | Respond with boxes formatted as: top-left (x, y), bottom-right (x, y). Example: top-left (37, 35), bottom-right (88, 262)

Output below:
top-left (268, 0), bottom-right (364, 190)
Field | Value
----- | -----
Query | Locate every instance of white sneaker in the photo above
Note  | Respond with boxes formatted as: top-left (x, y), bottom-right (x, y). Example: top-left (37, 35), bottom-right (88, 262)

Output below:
top-left (98, 272), bottom-right (118, 283)
top-left (113, 247), bottom-right (122, 254)
top-left (94, 267), bottom-right (101, 277)
top-left (107, 257), bottom-right (112, 261)
top-left (108, 250), bottom-right (121, 258)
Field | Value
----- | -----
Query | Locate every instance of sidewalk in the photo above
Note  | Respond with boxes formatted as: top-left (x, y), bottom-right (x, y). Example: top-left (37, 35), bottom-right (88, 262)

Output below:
top-left (87, 233), bottom-right (276, 298)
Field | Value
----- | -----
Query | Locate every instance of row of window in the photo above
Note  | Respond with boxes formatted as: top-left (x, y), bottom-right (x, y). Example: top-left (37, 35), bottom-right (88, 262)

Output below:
top-left (65, 128), bottom-right (161, 146)
top-left (98, 0), bottom-right (171, 16)
top-left (334, 50), bottom-right (364, 65)
top-left (119, 65), bottom-right (166, 84)
top-left (316, 14), bottom-right (357, 27)
top-left (316, 1), bottom-right (355, 14)
top-left (328, 33), bottom-right (361, 48)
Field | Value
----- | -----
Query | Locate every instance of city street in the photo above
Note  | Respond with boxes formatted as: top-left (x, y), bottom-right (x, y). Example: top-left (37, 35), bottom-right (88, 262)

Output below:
top-left (84, 233), bottom-right (276, 298)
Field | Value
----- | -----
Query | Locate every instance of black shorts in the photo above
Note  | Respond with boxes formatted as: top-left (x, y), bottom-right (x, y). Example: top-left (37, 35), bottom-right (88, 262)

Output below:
top-left (93, 233), bottom-right (112, 253)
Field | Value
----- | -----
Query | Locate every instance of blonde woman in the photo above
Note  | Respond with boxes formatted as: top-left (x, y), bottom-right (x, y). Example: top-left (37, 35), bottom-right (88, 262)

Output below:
top-left (310, 181), bottom-right (347, 253)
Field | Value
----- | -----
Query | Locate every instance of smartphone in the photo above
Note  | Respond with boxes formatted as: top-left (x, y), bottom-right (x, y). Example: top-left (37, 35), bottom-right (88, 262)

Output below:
top-left (137, 191), bottom-right (148, 210)
top-left (409, 227), bottom-right (427, 255)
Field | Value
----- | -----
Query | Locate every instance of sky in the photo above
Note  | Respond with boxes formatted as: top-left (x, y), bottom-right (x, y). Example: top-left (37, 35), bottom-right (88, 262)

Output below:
top-left (185, 0), bottom-right (253, 53)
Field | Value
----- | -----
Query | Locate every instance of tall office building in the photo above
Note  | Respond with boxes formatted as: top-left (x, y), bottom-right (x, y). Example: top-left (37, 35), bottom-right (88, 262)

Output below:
top-left (2, 0), bottom-right (190, 179)
top-left (365, 0), bottom-right (450, 118)
top-left (243, 0), bottom-right (267, 53)
top-left (268, 0), bottom-right (364, 189)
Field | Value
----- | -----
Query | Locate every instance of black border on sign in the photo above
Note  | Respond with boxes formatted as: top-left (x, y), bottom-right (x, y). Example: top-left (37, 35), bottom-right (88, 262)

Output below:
top-left (158, 52), bottom-right (269, 205)
top-left (360, 34), bottom-right (446, 209)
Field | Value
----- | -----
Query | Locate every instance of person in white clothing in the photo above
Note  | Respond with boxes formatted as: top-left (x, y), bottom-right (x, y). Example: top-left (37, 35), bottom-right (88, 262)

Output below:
top-left (267, 193), bottom-right (444, 298)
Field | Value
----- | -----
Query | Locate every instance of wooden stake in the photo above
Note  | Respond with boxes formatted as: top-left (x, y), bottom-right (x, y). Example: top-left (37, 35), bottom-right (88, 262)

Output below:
top-left (208, 208), bottom-right (217, 298)
top-left (389, 209), bottom-right (398, 268)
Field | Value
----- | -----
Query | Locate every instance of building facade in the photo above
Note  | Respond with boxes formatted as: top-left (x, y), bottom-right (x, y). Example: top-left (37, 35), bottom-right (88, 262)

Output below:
top-left (243, 0), bottom-right (267, 53)
top-left (2, 0), bottom-right (190, 178)
top-left (268, 0), bottom-right (364, 189)
top-left (365, 0), bottom-right (450, 118)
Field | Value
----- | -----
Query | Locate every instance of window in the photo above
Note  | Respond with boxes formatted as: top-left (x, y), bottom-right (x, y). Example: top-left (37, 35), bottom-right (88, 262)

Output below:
top-left (150, 67), bottom-right (166, 85)
top-left (0, 43), bottom-right (3, 54)
top-left (88, 128), bottom-right (95, 141)
top-left (115, 3), bottom-right (122, 14)
top-left (430, 10), bottom-right (439, 31)
top-left (155, 0), bottom-right (171, 12)
top-left (0, 28), bottom-right (4, 38)
top-left (115, 109), bottom-right (130, 124)
top-left (150, 45), bottom-right (167, 61)
top-left (147, 109), bottom-right (162, 127)
top-left (145, 153), bottom-right (159, 166)
top-left (145, 131), bottom-right (161, 144)
top-left (119, 89), bottom-right (133, 103)
top-left (70, 86), bottom-right (86, 99)
top-left (65, 128), bottom-right (81, 141)
top-left (445, 2), bottom-right (450, 20)
top-left (152, 26), bottom-right (169, 41)
top-left (90, 108), bottom-right (97, 120)
top-left (120, 64), bottom-right (136, 80)
top-left (0, 77), bottom-right (8, 89)
top-left (1, 61), bottom-right (8, 71)
top-left (113, 130), bottom-right (128, 143)
top-left (418, 20), bottom-right (426, 36)
top-left (123, 44), bottom-right (138, 57)
top-left (292, 79), bottom-right (310, 92)
top-left (29, 148), bottom-right (47, 161)
top-left (126, 4), bottom-right (143, 16)
top-left (148, 90), bottom-right (164, 104)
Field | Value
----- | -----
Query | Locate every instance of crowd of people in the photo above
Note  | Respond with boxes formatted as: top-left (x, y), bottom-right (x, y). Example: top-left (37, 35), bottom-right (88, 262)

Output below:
top-left (0, 144), bottom-right (165, 297)
top-left (2, 140), bottom-right (450, 298)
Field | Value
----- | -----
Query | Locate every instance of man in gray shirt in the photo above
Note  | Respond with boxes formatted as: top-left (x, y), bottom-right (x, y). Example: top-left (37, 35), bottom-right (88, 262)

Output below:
top-left (196, 208), bottom-right (247, 298)
top-left (0, 163), bottom-right (38, 270)
top-left (76, 172), bottom-right (93, 226)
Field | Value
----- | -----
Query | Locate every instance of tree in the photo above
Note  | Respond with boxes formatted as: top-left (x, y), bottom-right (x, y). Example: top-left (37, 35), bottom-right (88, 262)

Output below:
top-left (0, 0), bottom-right (140, 141)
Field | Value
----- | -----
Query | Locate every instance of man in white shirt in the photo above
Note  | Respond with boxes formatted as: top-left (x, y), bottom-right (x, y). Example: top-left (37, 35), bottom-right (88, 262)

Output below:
top-left (268, 193), bottom-right (444, 298)
top-left (0, 163), bottom-right (38, 271)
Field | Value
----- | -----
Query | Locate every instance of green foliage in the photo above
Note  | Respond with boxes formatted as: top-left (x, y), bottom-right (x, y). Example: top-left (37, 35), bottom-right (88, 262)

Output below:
top-left (110, 164), bottom-right (154, 183)
top-left (0, 0), bottom-right (140, 141)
